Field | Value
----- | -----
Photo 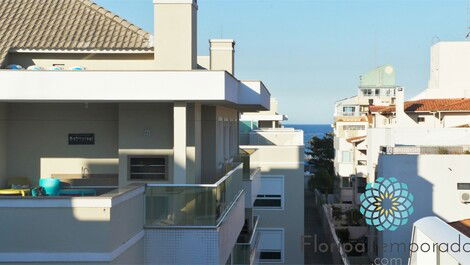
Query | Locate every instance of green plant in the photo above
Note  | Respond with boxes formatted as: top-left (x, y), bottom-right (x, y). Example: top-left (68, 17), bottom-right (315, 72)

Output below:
top-left (306, 133), bottom-right (335, 194)
top-left (332, 206), bottom-right (342, 221)
top-left (437, 147), bottom-right (449, 154)
top-left (346, 209), bottom-right (364, 226)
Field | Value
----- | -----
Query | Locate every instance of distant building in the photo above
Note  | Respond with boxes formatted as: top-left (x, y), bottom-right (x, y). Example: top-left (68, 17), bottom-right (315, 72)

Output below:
top-left (239, 99), bottom-right (305, 264)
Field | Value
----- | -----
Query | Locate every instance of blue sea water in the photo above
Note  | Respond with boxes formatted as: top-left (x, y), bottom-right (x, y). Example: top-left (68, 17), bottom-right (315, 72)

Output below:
top-left (284, 124), bottom-right (332, 146)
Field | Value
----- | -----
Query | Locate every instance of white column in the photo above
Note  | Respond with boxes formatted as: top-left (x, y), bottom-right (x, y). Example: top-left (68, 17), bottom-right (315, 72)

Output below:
top-left (173, 102), bottom-right (187, 183)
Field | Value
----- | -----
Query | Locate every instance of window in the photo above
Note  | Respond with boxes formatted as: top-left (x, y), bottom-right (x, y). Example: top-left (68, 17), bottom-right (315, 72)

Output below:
top-left (417, 117), bottom-right (425, 123)
top-left (357, 160), bottom-right (367, 166)
top-left (129, 156), bottom-right (167, 180)
top-left (362, 89), bottom-right (372, 96)
top-left (342, 125), bottom-right (365, 130)
top-left (258, 229), bottom-right (284, 263)
top-left (342, 106), bottom-right (355, 116)
top-left (342, 177), bottom-right (352, 188)
top-left (254, 176), bottom-right (284, 209)
top-left (341, 151), bottom-right (352, 163)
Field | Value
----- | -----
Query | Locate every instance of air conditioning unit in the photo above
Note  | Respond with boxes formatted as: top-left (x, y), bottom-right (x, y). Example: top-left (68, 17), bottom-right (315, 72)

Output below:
top-left (460, 191), bottom-right (470, 204)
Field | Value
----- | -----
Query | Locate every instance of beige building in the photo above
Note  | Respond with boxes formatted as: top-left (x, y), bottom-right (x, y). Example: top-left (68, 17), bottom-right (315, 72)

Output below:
top-left (240, 100), bottom-right (305, 265)
top-left (0, 0), bottom-right (275, 264)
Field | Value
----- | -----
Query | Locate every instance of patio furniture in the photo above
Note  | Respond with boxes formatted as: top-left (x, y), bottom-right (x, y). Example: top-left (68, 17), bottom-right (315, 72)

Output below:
top-left (0, 189), bottom-right (30, 196)
top-left (39, 178), bottom-right (61, 196)
top-left (59, 189), bottom-right (97, 196)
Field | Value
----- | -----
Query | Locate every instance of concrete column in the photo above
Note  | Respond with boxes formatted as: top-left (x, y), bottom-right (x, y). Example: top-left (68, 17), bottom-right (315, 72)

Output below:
top-left (173, 102), bottom-right (187, 183)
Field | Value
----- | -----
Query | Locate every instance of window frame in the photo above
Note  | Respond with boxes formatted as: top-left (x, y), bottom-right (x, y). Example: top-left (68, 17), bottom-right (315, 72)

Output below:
top-left (128, 155), bottom-right (168, 181)
top-left (258, 228), bottom-right (285, 264)
top-left (254, 176), bottom-right (285, 210)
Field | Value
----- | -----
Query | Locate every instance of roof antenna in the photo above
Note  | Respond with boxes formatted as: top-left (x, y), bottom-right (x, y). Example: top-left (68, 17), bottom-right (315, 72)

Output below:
top-left (466, 0), bottom-right (470, 39)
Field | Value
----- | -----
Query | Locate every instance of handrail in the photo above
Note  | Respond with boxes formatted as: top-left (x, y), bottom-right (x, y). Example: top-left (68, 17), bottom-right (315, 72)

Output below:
top-left (237, 216), bottom-right (259, 246)
top-left (146, 163), bottom-right (242, 188)
top-left (248, 167), bottom-right (261, 181)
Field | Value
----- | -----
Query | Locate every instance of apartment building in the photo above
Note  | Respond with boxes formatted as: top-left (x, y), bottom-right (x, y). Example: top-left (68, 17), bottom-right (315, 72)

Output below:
top-left (333, 65), bottom-right (399, 203)
top-left (0, 0), bottom-right (273, 264)
top-left (239, 102), bottom-right (305, 265)
top-left (329, 41), bottom-right (470, 265)
top-left (376, 144), bottom-right (470, 263)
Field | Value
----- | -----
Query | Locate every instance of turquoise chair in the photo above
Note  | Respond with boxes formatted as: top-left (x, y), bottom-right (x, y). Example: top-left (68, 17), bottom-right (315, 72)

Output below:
top-left (39, 178), bottom-right (61, 196)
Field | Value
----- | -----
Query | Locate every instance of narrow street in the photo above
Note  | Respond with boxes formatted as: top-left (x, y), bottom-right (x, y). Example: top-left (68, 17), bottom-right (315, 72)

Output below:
top-left (304, 179), bottom-right (334, 265)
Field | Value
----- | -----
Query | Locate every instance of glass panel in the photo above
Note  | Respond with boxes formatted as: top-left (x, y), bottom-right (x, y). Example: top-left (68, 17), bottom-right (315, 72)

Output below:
top-left (145, 165), bottom-right (243, 226)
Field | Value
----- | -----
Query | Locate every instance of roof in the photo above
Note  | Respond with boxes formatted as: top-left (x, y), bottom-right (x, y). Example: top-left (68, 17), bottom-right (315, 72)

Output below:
top-left (370, 99), bottom-right (470, 114)
top-left (0, 0), bottom-right (152, 66)
top-left (346, 135), bottom-right (366, 143)
top-left (359, 65), bottom-right (396, 88)
top-left (448, 219), bottom-right (470, 238)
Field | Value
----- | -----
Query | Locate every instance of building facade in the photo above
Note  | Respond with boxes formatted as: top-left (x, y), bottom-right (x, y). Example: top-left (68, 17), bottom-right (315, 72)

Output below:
top-left (0, 0), bottom-right (277, 264)
top-left (239, 100), bottom-right (305, 265)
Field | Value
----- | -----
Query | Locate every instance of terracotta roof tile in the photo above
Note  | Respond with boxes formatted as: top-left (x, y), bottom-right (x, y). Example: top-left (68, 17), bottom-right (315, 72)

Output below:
top-left (0, 0), bottom-right (152, 66)
top-left (346, 135), bottom-right (366, 143)
top-left (370, 99), bottom-right (470, 114)
top-left (448, 219), bottom-right (470, 238)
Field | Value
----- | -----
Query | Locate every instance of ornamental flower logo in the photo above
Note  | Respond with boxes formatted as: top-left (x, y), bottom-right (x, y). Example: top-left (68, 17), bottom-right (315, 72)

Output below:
top-left (359, 177), bottom-right (414, 231)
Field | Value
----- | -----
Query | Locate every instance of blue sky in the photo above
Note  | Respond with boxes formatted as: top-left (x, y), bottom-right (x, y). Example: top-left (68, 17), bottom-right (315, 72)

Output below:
top-left (95, 0), bottom-right (470, 124)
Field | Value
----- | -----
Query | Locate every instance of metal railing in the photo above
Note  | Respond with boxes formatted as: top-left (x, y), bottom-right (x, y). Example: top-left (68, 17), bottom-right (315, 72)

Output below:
top-left (381, 145), bottom-right (470, 155)
top-left (233, 216), bottom-right (260, 265)
top-left (145, 163), bottom-right (244, 227)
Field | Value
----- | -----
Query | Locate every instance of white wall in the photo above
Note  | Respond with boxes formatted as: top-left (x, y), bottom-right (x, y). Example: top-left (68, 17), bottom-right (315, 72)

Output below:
top-left (377, 154), bottom-right (470, 263)
top-left (425, 42), bottom-right (470, 98)
top-left (5, 103), bottom-right (118, 184)
top-left (367, 127), bottom-right (470, 181)
top-left (244, 145), bottom-right (305, 265)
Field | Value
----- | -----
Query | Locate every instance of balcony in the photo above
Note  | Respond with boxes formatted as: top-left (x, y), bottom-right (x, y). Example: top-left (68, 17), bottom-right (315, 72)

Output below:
top-left (144, 163), bottom-right (246, 265)
top-left (233, 216), bottom-right (260, 265)
top-left (0, 184), bottom-right (145, 263)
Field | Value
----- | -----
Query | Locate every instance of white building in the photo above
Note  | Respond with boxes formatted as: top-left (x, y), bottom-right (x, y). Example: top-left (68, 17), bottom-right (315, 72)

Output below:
top-left (239, 100), bottom-right (305, 265)
top-left (333, 65), bottom-right (399, 203)
top-left (0, 0), bottom-right (278, 264)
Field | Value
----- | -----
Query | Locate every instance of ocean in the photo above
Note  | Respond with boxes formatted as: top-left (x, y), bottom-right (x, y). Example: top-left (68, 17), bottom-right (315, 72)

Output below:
top-left (284, 124), bottom-right (332, 146)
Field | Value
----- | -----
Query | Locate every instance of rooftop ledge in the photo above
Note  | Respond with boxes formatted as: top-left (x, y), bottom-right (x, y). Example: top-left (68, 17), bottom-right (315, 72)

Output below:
top-left (0, 70), bottom-right (270, 111)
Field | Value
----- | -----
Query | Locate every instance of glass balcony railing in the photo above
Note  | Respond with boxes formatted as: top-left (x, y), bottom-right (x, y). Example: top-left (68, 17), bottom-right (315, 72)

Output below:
top-left (233, 216), bottom-right (260, 265)
top-left (145, 163), bottom-right (244, 227)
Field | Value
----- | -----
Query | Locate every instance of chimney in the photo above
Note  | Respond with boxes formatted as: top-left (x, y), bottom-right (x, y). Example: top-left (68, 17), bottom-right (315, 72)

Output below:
top-left (395, 87), bottom-right (408, 126)
top-left (210, 39), bottom-right (235, 75)
top-left (154, 0), bottom-right (198, 70)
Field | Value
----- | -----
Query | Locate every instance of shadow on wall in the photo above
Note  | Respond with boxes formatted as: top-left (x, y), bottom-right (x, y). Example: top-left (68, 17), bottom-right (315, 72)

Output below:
top-left (0, 188), bottom-right (144, 263)
top-left (378, 154), bottom-right (435, 263)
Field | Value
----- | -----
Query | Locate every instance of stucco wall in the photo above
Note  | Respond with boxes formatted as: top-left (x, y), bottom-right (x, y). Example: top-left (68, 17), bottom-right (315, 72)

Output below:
top-left (377, 154), bottom-right (470, 263)
top-left (118, 103), bottom-right (175, 186)
top-left (0, 190), bottom-right (144, 262)
top-left (5, 103), bottom-right (119, 184)
top-left (247, 145), bottom-right (305, 265)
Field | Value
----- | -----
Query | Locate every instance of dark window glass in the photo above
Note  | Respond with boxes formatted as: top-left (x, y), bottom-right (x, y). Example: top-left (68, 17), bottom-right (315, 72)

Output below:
top-left (254, 198), bottom-right (281, 207)
top-left (259, 251), bottom-right (281, 260)
top-left (129, 157), bottom-right (166, 180)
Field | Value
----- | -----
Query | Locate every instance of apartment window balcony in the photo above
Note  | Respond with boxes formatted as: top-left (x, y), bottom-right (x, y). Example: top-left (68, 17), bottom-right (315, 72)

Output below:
top-left (145, 163), bottom-right (244, 227)
top-left (143, 163), bottom-right (246, 265)
top-left (233, 216), bottom-right (260, 265)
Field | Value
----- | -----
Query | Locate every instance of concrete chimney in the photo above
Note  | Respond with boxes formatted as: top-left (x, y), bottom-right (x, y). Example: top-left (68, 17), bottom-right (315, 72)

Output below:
top-left (154, 0), bottom-right (198, 70)
top-left (395, 87), bottom-right (413, 127)
top-left (209, 39), bottom-right (235, 75)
